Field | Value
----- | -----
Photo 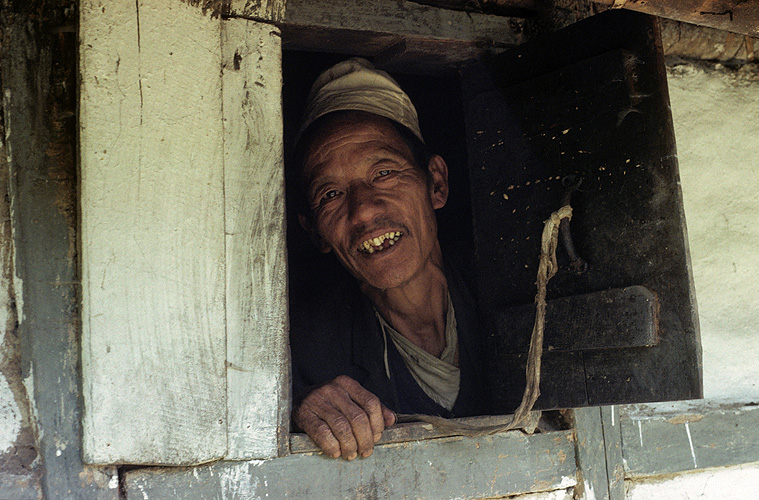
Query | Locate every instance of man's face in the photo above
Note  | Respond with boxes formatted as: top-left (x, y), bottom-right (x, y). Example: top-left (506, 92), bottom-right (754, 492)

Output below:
top-left (301, 112), bottom-right (448, 291)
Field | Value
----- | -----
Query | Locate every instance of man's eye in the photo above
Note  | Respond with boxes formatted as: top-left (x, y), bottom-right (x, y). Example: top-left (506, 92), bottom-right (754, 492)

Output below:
top-left (321, 190), bottom-right (339, 202)
top-left (377, 169), bottom-right (393, 178)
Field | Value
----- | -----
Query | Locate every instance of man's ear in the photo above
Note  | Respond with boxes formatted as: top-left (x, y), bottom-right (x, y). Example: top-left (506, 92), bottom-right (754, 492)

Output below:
top-left (427, 154), bottom-right (449, 210)
top-left (298, 213), bottom-right (332, 254)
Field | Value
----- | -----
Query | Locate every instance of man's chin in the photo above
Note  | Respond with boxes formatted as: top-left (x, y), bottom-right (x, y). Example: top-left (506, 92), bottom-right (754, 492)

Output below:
top-left (356, 267), bottom-right (415, 293)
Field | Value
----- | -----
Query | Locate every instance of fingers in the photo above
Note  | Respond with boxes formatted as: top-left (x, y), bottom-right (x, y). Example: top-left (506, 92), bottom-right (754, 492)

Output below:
top-left (327, 385), bottom-right (378, 457)
top-left (293, 375), bottom-right (393, 460)
top-left (382, 405), bottom-right (396, 428)
top-left (337, 376), bottom-right (387, 442)
top-left (294, 403), bottom-right (343, 458)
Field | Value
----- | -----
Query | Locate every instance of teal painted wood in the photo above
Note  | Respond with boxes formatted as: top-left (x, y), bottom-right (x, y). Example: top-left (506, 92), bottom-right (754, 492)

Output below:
top-left (621, 403), bottom-right (759, 478)
top-left (573, 407), bottom-right (610, 500)
top-left (600, 406), bottom-right (624, 499)
top-left (125, 430), bottom-right (577, 499)
top-left (572, 406), bottom-right (625, 500)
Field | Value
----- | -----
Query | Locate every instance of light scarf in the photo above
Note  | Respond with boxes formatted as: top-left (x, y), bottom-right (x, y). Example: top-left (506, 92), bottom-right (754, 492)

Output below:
top-left (376, 295), bottom-right (460, 410)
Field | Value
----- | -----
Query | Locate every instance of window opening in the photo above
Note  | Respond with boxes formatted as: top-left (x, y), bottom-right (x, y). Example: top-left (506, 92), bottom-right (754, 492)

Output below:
top-left (281, 49), bottom-right (570, 453)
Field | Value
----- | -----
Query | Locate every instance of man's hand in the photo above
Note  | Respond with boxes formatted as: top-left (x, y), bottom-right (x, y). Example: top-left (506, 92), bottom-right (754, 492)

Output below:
top-left (293, 375), bottom-right (396, 460)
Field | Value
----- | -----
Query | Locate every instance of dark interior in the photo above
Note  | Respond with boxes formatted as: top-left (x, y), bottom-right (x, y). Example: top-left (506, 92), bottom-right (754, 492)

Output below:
top-left (282, 50), bottom-right (477, 304)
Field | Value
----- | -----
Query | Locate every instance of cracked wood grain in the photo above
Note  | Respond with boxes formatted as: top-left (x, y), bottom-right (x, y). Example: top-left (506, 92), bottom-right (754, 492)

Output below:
top-left (221, 18), bottom-right (289, 460)
top-left (81, 0), bottom-right (227, 465)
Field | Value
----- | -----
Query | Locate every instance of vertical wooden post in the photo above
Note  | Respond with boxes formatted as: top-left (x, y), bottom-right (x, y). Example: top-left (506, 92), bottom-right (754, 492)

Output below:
top-left (221, 18), bottom-right (290, 460)
top-left (573, 406), bottom-right (625, 500)
top-left (81, 0), bottom-right (227, 465)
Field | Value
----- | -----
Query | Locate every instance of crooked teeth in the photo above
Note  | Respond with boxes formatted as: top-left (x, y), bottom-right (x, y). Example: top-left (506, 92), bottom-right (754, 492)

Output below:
top-left (359, 231), bottom-right (402, 253)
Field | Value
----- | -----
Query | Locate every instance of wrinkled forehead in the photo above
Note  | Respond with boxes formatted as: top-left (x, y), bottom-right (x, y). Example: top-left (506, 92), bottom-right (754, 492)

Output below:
top-left (300, 111), bottom-right (410, 178)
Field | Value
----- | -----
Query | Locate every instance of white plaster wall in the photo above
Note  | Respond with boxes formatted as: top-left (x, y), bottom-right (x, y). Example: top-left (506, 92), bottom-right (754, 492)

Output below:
top-left (0, 375), bottom-right (22, 453)
top-left (622, 61), bottom-right (759, 500)
top-left (626, 463), bottom-right (759, 499)
top-left (0, 124), bottom-right (24, 459)
top-left (0, 258), bottom-right (21, 454)
top-left (668, 62), bottom-right (759, 403)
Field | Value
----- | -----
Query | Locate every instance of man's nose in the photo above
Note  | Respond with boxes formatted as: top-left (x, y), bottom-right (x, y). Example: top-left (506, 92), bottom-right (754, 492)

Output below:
top-left (346, 182), bottom-right (384, 224)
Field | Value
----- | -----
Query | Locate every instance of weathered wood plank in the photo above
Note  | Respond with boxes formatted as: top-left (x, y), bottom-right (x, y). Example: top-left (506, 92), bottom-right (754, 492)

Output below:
top-left (279, 0), bottom-right (528, 73)
top-left (221, 18), bottom-right (289, 460)
top-left (496, 286), bottom-right (659, 353)
top-left (571, 406), bottom-right (624, 500)
top-left (594, 0), bottom-right (759, 37)
top-left (3, 2), bottom-right (120, 496)
top-left (290, 413), bottom-right (540, 453)
top-left (600, 406), bottom-right (624, 499)
top-left (620, 403), bottom-right (759, 478)
top-left (283, 0), bottom-right (525, 43)
top-left (464, 11), bottom-right (701, 410)
top-left (229, 0), bottom-right (286, 22)
top-left (80, 0), bottom-right (227, 465)
top-left (573, 407), bottom-right (610, 500)
top-left (126, 431), bottom-right (577, 499)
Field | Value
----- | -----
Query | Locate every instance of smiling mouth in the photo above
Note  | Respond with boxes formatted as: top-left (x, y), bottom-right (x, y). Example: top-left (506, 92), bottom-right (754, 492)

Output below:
top-left (357, 231), bottom-right (402, 254)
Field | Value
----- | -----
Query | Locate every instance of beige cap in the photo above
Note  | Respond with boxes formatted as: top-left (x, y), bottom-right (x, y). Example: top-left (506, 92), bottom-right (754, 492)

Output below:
top-left (298, 58), bottom-right (424, 144)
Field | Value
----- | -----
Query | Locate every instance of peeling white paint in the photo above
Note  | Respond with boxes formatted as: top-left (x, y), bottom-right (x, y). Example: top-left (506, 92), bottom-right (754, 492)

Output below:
top-left (637, 420), bottom-right (643, 447)
top-left (137, 482), bottom-right (149, 500)
top-left (583, 480), bottom-right (597, 500)
top-left (4, 90), bottom-right (24, 326)
top-left (0, 373), bottom-right (22, 453)
top-left (220, 462), bottom-right (261, 500)
top-left (21, 367), bottom-right (36, 435)
top-left (3, 89), bottom-right (12, 165)
top-left (558, 475), bottom-right (576, 488)
top-left (108, 473), bottom-right (119, 489)
top-left (508, 489), bottom-right (574, 500)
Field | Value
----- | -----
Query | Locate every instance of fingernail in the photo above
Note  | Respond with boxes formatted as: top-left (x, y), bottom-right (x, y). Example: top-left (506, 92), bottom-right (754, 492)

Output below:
top-left (347, 452), bottom-right (357, 461)
top-left (362, 450), bottom-right (373, 458)
top-left (374, 433), bottom-right (382, 442)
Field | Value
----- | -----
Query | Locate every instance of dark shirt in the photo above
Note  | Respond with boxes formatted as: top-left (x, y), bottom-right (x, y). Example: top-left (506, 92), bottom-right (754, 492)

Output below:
top-left (290, 260), bottom-right (490, 418)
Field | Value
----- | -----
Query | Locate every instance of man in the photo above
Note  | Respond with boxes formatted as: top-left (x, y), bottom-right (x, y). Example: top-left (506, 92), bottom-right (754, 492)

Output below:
top-left (290, 58), bottom-right (488, 460)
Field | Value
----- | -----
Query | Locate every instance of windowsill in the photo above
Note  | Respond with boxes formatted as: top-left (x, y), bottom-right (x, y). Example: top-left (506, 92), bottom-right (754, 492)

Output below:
top-left (289, 413), bottom-right (543, 454)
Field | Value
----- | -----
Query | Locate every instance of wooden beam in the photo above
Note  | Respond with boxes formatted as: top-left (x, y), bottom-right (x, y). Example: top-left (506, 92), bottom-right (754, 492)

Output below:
top-left (495, 286), bottom-right (659, 353)
top-left (601, 406), bottom-right (625, 499)
top-left (594, 0), bottom-right (759, 37)
top-left (125, 430), bottom-right (577, 499)
top-left (229, 0), bottom-right (286, 22)
top-left (290, 413), bottom-right (541, 453)
top-left (221, 18), bottom-right (290, 460)
top-left (408, 0), bottom-right (540, 18)
top-left (80, 0), bottom-right (227, 465)
top-left (2, 1), bottom-right (120, 496)
top-left (572, 407), bottom-right (624, 500)
top-left (283, 0), bottom-right (526, 44)
top-left (620, 403), bottom-right (759, 477)
top-left (660, 18), bottom-right (756, 62)
top-left (277, 0), bottom-right (528, 73)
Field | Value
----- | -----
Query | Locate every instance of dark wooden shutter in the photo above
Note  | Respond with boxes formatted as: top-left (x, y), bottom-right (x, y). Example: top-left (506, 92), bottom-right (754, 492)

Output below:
top-left (461, 10), bottom-right (702, 412)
